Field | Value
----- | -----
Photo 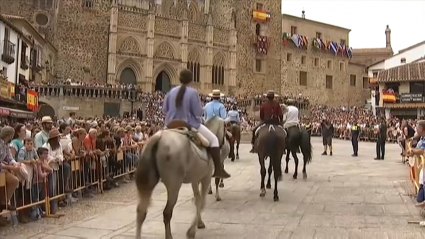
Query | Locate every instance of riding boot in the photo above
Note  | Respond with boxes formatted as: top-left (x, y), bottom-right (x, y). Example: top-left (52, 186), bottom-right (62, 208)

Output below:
top-left (209, 147), bottom-right (231, 179)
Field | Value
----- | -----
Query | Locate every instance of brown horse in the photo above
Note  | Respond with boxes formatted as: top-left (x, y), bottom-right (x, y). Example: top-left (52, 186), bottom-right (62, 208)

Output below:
top-left (228, 123), bottom-right (241, 161)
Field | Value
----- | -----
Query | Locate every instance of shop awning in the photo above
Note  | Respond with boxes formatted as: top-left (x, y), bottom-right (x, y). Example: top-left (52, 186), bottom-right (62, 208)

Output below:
top-left (0, 107), bottom-right (34, 118)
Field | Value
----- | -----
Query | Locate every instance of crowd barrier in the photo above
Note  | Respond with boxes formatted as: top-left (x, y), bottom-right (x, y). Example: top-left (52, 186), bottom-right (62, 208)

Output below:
top-left (0, 147), bottom-right (141, 226)
top-left (310, 127), bottom-right (400, 143)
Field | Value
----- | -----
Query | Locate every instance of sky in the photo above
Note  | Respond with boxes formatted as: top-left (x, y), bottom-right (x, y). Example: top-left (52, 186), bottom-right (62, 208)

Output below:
top-left (282, 1), bottom-right (425, 53)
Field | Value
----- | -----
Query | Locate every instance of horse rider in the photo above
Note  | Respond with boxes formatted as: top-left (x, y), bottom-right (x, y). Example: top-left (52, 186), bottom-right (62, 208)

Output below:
top-left (204, 89), bottom-right (227, 122)
top-left (283, 98), bottom-right (301, 144)
top-left (226, 105), bottom-right (241, 125)
top-left (250, 90), bottom-right (283, 153)
top-left (162, 70), bottom-right (230, 179)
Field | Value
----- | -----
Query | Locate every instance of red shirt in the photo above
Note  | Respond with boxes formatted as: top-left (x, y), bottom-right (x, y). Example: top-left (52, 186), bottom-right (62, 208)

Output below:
top-left (260, 100), bottom-right (283, 121)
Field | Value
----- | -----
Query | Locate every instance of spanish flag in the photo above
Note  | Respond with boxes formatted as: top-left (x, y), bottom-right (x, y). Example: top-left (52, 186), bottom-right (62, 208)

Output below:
top-left (253, 10), bottom-right (270, 22)
top-left (382, 92), bottom-right (396, 103)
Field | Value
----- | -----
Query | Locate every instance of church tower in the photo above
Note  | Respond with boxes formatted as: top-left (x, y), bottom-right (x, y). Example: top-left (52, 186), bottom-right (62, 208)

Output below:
top-left (233, 0), bottom-right (282, 95)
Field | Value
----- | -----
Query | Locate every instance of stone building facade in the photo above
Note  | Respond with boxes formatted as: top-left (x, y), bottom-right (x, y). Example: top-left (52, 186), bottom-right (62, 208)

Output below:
top-left (0, 0), bottom-right (378, 117)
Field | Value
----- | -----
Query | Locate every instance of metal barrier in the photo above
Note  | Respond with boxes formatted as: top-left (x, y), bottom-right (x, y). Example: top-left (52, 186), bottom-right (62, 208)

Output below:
top-left (0, 147), bottom-right (141, 226)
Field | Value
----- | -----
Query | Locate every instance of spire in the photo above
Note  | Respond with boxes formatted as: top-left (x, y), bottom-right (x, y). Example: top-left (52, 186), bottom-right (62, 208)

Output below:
top-left (385, 25), bottom-right (391, 48)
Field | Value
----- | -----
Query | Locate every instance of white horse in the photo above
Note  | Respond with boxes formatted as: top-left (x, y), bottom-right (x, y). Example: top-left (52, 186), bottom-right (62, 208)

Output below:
top-left (135, 117), bottom-right (227, 239)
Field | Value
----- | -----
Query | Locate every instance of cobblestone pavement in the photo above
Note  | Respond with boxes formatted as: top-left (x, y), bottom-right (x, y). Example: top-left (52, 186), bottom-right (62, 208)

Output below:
top-left (3, 137), bottom-right (425, 239)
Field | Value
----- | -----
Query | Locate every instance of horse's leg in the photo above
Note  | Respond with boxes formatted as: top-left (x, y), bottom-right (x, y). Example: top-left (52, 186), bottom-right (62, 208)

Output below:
top-left (197, 174), bottom-right (211, 229)
top-left (135, 190), bottom-right (153, 239)
top-left (284, 148), bottom-right (290, 174)
top-left (302, 157), bottom-right (308, 179)
top-left (266, 161), bottom-right (273, 189)
top-left (215, 177), bottom-right (221, 201)
top-left (236, 139), bottom-right (240, 160)
top-left (229, 141), bottom-right (235, 162)
top-left (208, 184), bottom-right (212, 194)
top-left (219, 178), bottom-right (224, 188)
top-left (259, 155), bottom-right (266, 197)
top-left (187, 182), bottom-right (202, 238)
top-left (291, 149), bottom-right (299, 180)
top-left (163, 184), bottom-right (182, 239)
top-left (273, 158), bottom-right (281, 202)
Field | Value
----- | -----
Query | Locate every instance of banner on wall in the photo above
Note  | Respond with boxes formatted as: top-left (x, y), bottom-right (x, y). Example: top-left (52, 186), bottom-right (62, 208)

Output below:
top-left (0, 79), bottom-right (10, 99)
top-left (26, 89), bottom-right (39, 111)
top-left (252, 10), bottom-right (271, 22)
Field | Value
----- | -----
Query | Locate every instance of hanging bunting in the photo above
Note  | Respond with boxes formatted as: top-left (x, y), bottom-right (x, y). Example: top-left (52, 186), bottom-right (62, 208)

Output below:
top-left (256, 36), bottom-right (269, 55)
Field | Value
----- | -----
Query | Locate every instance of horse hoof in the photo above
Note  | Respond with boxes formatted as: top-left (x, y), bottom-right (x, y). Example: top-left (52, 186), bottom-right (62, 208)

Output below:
top-left (186, 229), bottom-right (196, 239)
top-left (259, 189), bottom-right (266, 197)
top-left (236, 156), bottom-right (239, 160)
top-left (208, 189), bottom-right (212, 194)
top-left (303, 174), bottom-right (307, 180)
top-left (231, 158), bottom-right (235, 162)
top-left (274, 196), bottom-right (279, 202)
top-left (216, 197), bottom-right (222, 201)
top-left (197, 221), bottom-right (206, 229)
top-left (293, 175), bottom-right (297, 180)
top-left (219, 183), bottom-right (224, 188)
top-left (278, 176), bottom-right (282, 181)
top-left (266, 184), bottom-right (271, 189)
top-left (284, 169), bottom-right (288, 174)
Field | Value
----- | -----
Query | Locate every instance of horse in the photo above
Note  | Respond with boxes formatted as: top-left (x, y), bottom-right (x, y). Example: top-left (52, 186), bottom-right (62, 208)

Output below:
top-left (254, 124), bottom-right (286, 201)
top-left (228, 122), bottom-right (241, 161)
top-left (135, 117), bottom-right (226, 239)
top-left (205, 117), bottom-right (230, 201)
top-left (284, 127), bottom-right (313, 179)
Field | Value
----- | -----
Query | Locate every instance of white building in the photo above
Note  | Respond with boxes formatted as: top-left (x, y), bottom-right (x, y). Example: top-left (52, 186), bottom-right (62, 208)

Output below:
top-left (0, 15), bottom-right (31, 85)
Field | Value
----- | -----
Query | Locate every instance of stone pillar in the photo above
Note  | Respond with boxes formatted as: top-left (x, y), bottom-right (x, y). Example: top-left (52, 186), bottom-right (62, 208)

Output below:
top-left (107, 0), bottom-right (118, 85)
top-left (145, 8), bottom-right (155, 92)
top-left (204, 0), bottom-right (210, 14)
top-left (228, 25), bottom-right (237, 89)
top-left (204, 14), bottom-right (213, 91)
top-left (180, 9), bottom-right (189, 83)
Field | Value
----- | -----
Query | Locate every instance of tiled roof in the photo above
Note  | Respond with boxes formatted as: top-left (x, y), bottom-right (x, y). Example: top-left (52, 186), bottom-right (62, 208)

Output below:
top-left (377, 62), bottom-right (425, 82)
top-left (352, 48), bottom-right (393, 55)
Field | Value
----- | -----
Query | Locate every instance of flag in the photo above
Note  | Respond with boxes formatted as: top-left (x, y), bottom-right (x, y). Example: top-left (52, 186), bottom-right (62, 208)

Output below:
top-left (346, 47), bottom-right (353, 58)
top-left (313, 39), bottom-right (320, 49)
top-left (330, 42), bottom-right (337, 55)
top-left (291, 34), bottom-right (300, 48)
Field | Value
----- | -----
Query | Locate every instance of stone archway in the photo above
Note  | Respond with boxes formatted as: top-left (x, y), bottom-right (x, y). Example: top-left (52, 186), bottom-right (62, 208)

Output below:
top-left (155, 71), bottom-right (171, 93)
top-left (120, 67), bottom-right (137, 85)
top-left (38, 102), bottom-right (55, 117)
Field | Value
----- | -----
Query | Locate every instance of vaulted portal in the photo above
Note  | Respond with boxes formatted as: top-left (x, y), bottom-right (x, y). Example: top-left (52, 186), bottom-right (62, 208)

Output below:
top-left (155, 71), bottom-right (171, 93)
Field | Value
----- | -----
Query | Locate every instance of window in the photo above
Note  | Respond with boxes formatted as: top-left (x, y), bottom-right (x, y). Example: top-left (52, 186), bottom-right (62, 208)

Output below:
top-left (211, 65), bottom-right (224, 85)
top-left (316, 32), bottom-right (322, 39)
top-left (340, 39), bottom-right (346, 45)
top-left (255, 59), bottom-right (262, 72)
top-left (327, 60), bottom-right (332, 69)
top-left (301, 56), bottom-right (306, 65)
top-left (326, 75), bottom-right (333, 89)
top-left (290, 26), bottom-right (297, 35)
top-left (363, 77), bottom-right (369, 89)
top-left (314, 58), bottom-right (319, 67)
top-left (373, 72), bottom-right (378, 78)
top-left (84, 0), bottom-right (93, 8)
top-left (187, 61), bottom-right (200, 83)
top-left (410, 82), bottom-right (424, 94)
top-left (339, 62), bottom-right (344, 71)
top-left (401, 58), bottom-right (406, 63)
top-left (256, 3), bottom-right (263, 10)
top-left (350, 74), bottom-right (356, 87)
top-left (255, 23), bottom-right (261, 36)
top-left (299, 71), bottom-right (307, 86)
top-left (286, 53), bottom-right (292, 62)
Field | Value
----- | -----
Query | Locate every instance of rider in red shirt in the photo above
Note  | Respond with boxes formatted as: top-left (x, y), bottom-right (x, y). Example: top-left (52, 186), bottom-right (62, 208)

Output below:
top-left (250, 90), bottom-right (283, 153)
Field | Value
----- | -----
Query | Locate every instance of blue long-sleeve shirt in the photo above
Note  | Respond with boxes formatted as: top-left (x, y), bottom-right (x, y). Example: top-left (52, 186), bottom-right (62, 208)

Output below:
top-left (204, 100), bottom-right (227, 122)
top-left (227, 110), bottom-right (240, 123)
top-left (163, 86), bottom-right (203, 128)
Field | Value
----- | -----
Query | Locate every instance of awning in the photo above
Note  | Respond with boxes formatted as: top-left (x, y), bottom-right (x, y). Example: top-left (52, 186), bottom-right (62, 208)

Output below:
top-left (9, 108), bottom-right (34, 118)
top-left (0, 107), bottom-right (10, 116)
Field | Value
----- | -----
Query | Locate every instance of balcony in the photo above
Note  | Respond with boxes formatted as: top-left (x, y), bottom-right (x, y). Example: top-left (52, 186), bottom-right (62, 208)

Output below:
top-left (1, 40), bottom-right (16, 64)
top-left (32, 49), bottom-right (44, 72)
top-left (21, 56), bottom-right (29, 70)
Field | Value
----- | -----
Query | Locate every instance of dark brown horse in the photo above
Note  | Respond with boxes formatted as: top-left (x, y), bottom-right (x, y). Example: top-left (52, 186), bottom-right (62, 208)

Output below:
top-left (228, 123), bottom-right (241, 161)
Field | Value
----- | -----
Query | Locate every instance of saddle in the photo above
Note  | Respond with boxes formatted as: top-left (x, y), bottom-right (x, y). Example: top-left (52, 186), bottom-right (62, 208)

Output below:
top-left (166, 120), bottom-right (210, 148)
top-left (255, 124), bottom-right (283, 136)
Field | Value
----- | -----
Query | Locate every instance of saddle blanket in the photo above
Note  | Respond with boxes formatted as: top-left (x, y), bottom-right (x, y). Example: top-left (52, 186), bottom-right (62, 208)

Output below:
top-left (255, 124), bottom-right (284, 136)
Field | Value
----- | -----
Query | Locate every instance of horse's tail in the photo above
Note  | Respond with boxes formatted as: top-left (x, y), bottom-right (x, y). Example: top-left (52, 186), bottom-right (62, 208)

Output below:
top-left (267, 130), bottom-right (282, 178)
top-left (300, 129), bottom-right (313, 164)
top-left (135, 133), bottom-right (161, 196)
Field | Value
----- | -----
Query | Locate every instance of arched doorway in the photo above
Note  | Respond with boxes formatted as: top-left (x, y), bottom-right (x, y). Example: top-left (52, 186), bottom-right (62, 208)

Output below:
top-left (38, 103), bottom-right (55, 117)
top-left (155, 71), bottom-right (171, 92)
top-left (120, 67), bottom-right (137, 84)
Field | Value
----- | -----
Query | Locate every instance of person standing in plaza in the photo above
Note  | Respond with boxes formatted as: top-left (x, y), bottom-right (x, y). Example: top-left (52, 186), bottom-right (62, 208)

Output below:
top-left (375, 117), bottom-right (387, 160)
top-left (350, 119), bottom-right (360, 157)
top-left (321, 117), bottom-right (334, 156)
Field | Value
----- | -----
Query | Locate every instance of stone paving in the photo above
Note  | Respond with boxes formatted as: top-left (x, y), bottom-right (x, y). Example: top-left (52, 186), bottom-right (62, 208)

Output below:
top-left (3, 137), bottom-right (425, 239)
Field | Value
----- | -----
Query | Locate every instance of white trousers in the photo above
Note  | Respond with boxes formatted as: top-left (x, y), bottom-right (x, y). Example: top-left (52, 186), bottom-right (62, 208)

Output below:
top-left (197, 124), bottom-right (219, 147)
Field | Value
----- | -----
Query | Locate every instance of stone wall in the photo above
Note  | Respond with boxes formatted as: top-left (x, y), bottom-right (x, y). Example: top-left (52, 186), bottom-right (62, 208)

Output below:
top-left (55, 0), bottom-right (110, 82)
top-left (38, 96), bottom-right (133, 118)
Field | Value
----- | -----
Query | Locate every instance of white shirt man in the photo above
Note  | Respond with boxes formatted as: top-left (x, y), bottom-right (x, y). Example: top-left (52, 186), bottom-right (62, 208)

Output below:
top-left (283, 105), bottom-right (299, 128)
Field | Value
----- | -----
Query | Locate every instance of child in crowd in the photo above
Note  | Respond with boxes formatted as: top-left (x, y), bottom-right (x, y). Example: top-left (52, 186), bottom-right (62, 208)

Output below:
top-left (31, 147), bottom-right (53, 220)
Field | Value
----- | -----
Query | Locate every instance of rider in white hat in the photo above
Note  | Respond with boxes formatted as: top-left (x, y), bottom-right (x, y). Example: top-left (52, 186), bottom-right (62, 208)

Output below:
top-left (204, 90), bottom-right (227, 122)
